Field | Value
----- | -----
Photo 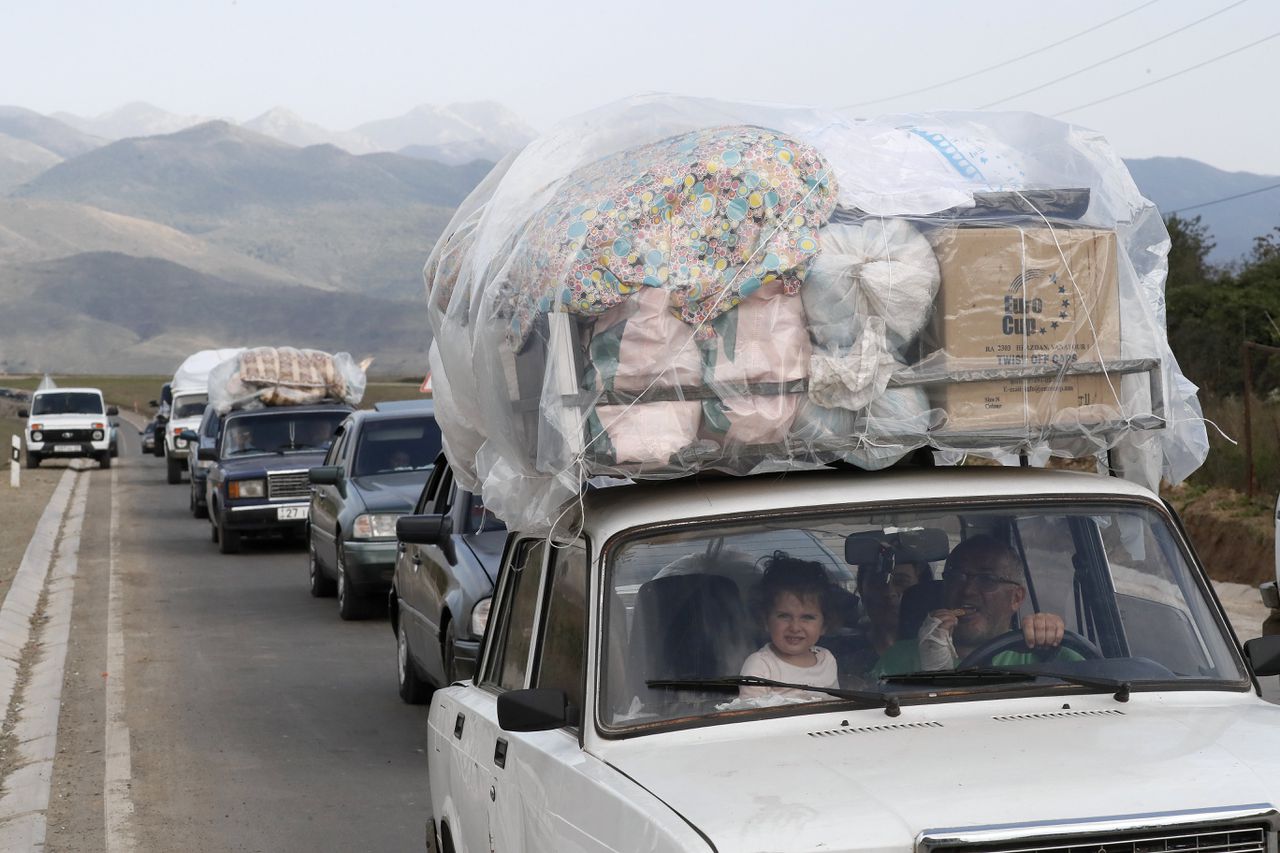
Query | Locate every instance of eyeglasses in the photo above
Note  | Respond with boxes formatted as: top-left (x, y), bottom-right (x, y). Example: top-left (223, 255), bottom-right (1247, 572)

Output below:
top-left (942, 569), bottom-right (1022, 592)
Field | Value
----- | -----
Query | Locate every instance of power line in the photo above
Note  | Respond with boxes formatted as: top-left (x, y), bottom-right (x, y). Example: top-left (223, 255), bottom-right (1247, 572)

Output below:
top-left (837, 0), bottom-right (1162, 110)
top-left (980, 0), bottom-right (1250, 108)
top-left (1168, 182), bottom-right (1280, 215)
top-left (1054, 30), bottom-right (1280, 116)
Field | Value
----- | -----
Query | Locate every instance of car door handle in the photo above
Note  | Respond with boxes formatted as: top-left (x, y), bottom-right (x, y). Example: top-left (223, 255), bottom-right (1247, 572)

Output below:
top-left (493, 738), bottom-right (507, 769)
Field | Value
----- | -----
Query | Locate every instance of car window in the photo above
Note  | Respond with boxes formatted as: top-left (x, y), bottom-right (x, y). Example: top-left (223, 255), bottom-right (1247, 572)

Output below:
top-left (466, 493), bottom-right (506, 535)
top-left (32, 392), bottom-right (104, 416)
top-left (598, 502), bottom-right (1246, 732)
top-left (172, 394), bottom-right (209, 419)
top-left (323, 426), bottom-right (348, 466)
top-left (483, 540), bottom-right (548, 692)
top-left (350, 416), bottom-right (441, 476)
top-left (200, 409), bottom-right (221, 439)
top-left (534, 541), bottom-right (588, 715)
top-left (433, 474), bottom-right (456, 516)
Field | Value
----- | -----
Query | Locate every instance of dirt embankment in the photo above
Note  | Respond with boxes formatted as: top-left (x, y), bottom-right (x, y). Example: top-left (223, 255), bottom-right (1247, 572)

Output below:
top-left (1165, 486), bottom-right (1275, 586)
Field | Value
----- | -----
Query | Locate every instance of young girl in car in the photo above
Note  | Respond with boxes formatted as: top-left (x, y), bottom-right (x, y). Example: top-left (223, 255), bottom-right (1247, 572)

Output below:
top-left (739, 553), bottom-right (840, 700)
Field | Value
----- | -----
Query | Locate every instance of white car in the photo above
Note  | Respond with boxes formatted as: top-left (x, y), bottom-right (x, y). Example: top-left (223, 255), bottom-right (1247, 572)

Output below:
top-left (426, 466), bottom-right (1280, 853)
top-left (163, 390), bottom-right (209, 484)
top-left (21, 387), bottom-right (117, 469)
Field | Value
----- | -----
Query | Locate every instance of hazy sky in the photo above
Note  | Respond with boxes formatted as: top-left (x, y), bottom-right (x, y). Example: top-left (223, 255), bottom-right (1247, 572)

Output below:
top-left (8, 0), bottom-right (1280, 173)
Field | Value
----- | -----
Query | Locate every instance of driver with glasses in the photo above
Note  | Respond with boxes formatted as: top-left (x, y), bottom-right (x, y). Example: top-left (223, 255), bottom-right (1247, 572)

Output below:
top-left (872, 535), bottom-right (1078, 676)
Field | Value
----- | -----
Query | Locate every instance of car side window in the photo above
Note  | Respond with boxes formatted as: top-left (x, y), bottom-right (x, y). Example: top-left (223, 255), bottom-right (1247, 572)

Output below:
top-left (323, 426), bottom-right (348, 466)
top-left (433, 474), bottom-right (456, 516)
top-left (483, 540), bottom-right (548, 692)
top-left (533, 541), bottom-right (588, 715)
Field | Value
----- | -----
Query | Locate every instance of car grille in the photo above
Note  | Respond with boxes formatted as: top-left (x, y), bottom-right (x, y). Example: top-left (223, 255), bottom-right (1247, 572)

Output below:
top-left (267, 470), bottom-right (310, 500)
top-left (44, 429), bottom-right (94, 441)
top-left (926, 824), bottom-right (1267, 853)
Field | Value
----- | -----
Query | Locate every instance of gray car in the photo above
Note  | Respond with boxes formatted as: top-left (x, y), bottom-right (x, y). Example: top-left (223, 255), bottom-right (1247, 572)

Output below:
top-left (390, 454), bottom-right (505, 703)
top-left (307, 401), bottom-right (441, 620)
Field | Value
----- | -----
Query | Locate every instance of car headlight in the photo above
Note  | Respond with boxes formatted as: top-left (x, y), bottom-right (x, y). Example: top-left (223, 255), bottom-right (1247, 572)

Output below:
top-left (228, 479), bottom-right (265, 499)
top-left (470, 597), bottom-right (491, 638)
top-left (351, 513), bottom-right (400, 539)
top-left (92, 430), bottom-right (104, 441)
top-left (30, 430), bottom-right (43, 442)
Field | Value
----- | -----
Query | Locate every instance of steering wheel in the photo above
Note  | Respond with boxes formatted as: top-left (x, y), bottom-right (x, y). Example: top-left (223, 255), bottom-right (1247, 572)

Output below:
top-left (956, 628), bottom-right (1104, 670)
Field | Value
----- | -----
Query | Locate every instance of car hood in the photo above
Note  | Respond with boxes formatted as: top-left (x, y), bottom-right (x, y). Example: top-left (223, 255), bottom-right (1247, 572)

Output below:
top-left (349, 471), bottom-right (426, 512)
top-left (218, 450), bottom-right (327, 478)
top-left (29, 413), bottom-right (106, 427)
top-left (598, 692), bottom-right (1280, 853)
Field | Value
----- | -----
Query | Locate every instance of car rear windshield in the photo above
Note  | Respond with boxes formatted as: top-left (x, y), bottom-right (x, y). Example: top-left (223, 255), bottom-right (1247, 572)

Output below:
top-left (352, 416), bottom-right (442, 476)
top-left (32, 392), bottom-right (104, 416)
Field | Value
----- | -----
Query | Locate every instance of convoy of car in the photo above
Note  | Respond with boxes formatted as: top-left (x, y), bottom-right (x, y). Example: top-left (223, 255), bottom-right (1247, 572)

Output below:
top-left (306, 400), bottom-right (441, 619)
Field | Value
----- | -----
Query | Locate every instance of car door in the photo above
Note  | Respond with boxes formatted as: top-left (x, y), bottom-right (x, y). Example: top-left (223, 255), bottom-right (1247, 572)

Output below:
top-left (310, 422), bottom-right (349, 572)
top-left (401, 462), bottom-right (449, 680)
top-left (414, 470), bottom-right (458, 681)
top-left (440, 536), bottom-right (549, 853)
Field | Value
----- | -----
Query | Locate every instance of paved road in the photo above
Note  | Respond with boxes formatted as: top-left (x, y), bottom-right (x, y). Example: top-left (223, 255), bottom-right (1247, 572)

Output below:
top-left (45, 426), bottom-right (431, 852)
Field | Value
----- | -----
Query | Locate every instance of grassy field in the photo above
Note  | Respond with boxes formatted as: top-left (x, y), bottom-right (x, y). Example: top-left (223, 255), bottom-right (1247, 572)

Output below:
top-left (1191, 395), bottom-right (1280, 513)
top-left (0, 374), bottom-right (425, 415)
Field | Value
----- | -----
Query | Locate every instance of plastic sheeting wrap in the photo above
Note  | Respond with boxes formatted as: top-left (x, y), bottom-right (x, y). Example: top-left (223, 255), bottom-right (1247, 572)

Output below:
top-left (425, 95), bottom-right (1208, 533)
top-left (208, 347), bottom-right (368, 413)
top-left (172, 348), bottom-right (245, 395)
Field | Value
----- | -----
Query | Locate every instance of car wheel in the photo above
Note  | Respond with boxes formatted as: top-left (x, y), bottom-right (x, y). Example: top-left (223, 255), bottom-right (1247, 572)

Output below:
top-left (217, 515), bottom-right (240, 554)
top-left (336, 545), bottom-right (366, 620)
top-left (98, 450), bottom-right (112, 469)
top-left (25, 452), bottom-right (39, 469)
top-left (308, 535), bottom-right (336, 598)
top-left (443, 617), bottom-right (460, 685)
top-left (397, 614), bottom-right (430, 704)
top-left (166, 455), bottom-right (182, 484)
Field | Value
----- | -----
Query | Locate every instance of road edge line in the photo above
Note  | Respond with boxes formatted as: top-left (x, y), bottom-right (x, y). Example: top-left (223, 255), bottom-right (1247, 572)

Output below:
top-left (104, 463), bottom-right (135, 851)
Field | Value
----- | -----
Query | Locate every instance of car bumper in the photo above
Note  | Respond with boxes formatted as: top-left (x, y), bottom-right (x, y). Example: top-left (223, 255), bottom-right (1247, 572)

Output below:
top-left (28, 440), bottom-right (108, 457)
top-left (341, 540), bottom-right (397, 594)
top-left (225, 502), bottom-right (310, 534)
top-left (167, 444), bottom-right (191, 459)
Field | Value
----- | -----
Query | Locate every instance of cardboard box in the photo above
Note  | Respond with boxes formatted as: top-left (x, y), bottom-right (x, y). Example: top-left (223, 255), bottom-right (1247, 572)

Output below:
top-left (931, 226), bottom-right (1122, 431)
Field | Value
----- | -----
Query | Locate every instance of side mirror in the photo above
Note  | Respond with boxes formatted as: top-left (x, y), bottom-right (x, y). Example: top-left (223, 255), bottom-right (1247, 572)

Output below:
top-left (1244, 636), bottom-right (1280, 677)
top-left (197, 446), bottom-right (218, 462)
top-left (179, 429), bottom-right (199, 442)
top-left (397, 514), bottom-right (456, 564)
top-left (497, 688), bottom-right (579, 732)
top-left (148, 400), bottom-right (159, 408)
top-left (309, 466), bottom-right (343, 486)
top-left (106, 405), bottom-right (119, 416)
top-left (17, 409), bottom-right (28, 418)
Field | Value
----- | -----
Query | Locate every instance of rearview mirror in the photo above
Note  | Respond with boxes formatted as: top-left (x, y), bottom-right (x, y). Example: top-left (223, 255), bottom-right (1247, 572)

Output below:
top-left (1244, 636), bottom-right (1280, 677)
top-left (397, 514), bottom-right (456, 564)
top-left (106, 405), bottom-right (119, 416)
top-left (309, 466), bottom-right (342, 486)
top-left (497, 688), bottom-right (579, 732)
top-left (148, 400), bottom-right (159, 408)
top-left (179, 429), bottom-right (199, 442)
top-left (17, 409), bottom-right (28, 418)
top-left (846, 528), bottom-right (951, 566)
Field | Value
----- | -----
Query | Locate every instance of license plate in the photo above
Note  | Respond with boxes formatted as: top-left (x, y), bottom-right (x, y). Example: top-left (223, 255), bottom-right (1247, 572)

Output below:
top-left (54, 444), bottom-right (79, 452)
top-left (277, 506), bottom-right (309, 521)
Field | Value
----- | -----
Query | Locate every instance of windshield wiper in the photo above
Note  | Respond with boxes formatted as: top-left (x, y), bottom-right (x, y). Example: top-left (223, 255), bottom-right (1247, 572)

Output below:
top-left (645, 676), bottom-right (904, 717)
top-left (883, 667), bottom-right (1131, 702)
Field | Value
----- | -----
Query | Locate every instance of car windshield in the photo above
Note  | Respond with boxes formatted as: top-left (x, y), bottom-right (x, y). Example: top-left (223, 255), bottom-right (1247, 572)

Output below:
top-left (172, 394), bottom-right (208, 419)
top-left (32, 392), bottom-right (104, 416)
top-left (599, 501), bottom-right (1246, 732)
top-left (222, 411), bottom-right (347, 456)
top-left (351, 416), bottom-right (442, 476)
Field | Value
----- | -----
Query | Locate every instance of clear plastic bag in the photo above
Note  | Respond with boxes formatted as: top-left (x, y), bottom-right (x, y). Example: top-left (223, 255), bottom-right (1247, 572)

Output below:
top-left (208, 347), bottom-right (368, 413)
top-left (425, 95), bottom-right (1205, 533)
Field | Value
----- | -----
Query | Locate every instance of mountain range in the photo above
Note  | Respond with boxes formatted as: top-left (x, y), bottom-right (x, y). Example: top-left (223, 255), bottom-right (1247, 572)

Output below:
top-left (0, 101), bottom-right (1277, 376)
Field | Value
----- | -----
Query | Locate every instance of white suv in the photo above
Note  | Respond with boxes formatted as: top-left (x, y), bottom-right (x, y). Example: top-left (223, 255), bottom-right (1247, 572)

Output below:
top-left (163, 390), bottom-right (209, 484)
top-left (21, 387), bottom-right (117, 469)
